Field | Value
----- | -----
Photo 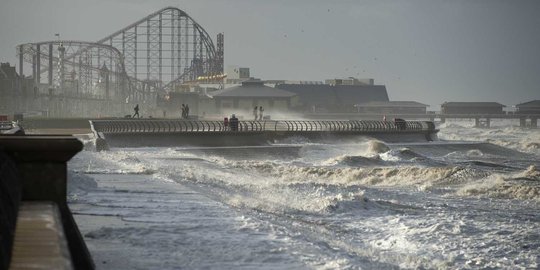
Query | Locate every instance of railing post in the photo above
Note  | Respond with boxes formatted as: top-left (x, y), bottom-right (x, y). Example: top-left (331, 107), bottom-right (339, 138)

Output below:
top-left (137, 120), bottom-right (143, 133)
top-left (138, 121), bottom-right (143, 132)
top-left (198, 121), bottom-right (204, 132)
top-left (178, 121), bottom-right (183, 132)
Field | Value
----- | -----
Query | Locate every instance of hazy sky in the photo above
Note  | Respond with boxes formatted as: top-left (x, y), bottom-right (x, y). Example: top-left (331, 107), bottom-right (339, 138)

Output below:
top-left (1, 0), bottom-right (539, 108)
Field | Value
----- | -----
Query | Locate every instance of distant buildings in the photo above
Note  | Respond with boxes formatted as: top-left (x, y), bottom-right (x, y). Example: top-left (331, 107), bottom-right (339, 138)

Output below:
top-left (0, 63), bottom-right (36, 115)
top-left (0, 63), bottom-right (21, 95)
top-left (276, 78), bottom-right (389, 113)
top-left (441, 102), bottom-right (506, 114)
top-left (224, 66), bottom-right (251, 84)
top-left (515, 100), bottom-right (540, 114)
top-left (325, 77), bottom-right (374, 86)
top-left (158, 76), bottom-right (392, 118)
top-left (6, 57), bottom-right (538, 120)
top-left (0, 63), bottom-right (34, 97)
top-left (209, 80), bottom-right (297, 116)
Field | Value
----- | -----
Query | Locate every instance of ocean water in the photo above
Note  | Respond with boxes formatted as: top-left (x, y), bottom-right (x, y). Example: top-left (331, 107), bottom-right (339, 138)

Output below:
top-left (69, 120), bottom-right (540, 269)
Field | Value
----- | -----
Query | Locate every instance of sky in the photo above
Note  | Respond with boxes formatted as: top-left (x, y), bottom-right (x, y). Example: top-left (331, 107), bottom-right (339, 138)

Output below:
top-left (1, 0), bottom-right (539, 109)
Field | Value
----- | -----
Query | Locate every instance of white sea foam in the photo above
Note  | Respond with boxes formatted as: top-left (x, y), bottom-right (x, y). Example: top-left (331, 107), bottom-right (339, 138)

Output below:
top-left (438, 120), bottom-right (540, 155)
top-left (67, 121), bottom-right (540, 269)
top-left (215, 158), bottom-right (479, 188)
top-left (457, 165), bottom-right (540, 201)
top-left (70, 150), bottom-right (157, 175)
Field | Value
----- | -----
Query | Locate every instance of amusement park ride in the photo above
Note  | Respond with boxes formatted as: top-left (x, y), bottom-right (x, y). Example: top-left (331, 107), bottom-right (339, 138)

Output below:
top-left (16, 7), bottom-right (224, 111)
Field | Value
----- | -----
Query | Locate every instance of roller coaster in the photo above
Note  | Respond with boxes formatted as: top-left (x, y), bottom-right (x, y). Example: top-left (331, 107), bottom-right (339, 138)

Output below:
top-left (16, 7), bottom-right (224, 105)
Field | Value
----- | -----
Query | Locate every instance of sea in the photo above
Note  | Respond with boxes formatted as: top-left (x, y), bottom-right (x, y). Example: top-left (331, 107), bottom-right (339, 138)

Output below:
top-left (68, 119), bottom-right (540, 269)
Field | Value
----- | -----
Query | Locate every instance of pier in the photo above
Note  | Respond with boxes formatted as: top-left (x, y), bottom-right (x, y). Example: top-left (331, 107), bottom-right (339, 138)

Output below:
top-left (303, 113), bottom-right (539, 128)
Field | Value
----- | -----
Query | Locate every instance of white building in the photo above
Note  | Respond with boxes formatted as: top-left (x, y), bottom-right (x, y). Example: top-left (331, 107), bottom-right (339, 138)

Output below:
top-left (225, 66), bottom-right (250, 84)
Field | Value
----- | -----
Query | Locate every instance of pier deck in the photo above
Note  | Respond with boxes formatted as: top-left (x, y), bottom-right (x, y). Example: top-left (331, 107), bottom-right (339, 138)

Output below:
top-left (304, 113), bottom-right (539, 128)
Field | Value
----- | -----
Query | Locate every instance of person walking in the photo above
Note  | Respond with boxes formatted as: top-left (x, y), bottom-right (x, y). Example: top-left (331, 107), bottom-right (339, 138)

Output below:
top-left (133, 104), bottom-right (140, 118)
top-left (253, 106), bottom-right (258, 120)
top-left (185, 104), bottom-right (190, 119)
top-left (259, 106), bottom-right (264, 120)
top-left (181, 104), bottom-right (185, 119)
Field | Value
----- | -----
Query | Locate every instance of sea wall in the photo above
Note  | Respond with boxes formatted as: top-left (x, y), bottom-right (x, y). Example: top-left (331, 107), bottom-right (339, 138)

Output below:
top-left (91, 120), bottom-right (438, 149)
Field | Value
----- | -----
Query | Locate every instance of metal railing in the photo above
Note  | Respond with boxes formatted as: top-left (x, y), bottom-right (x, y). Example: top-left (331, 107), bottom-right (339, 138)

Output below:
top-left (90, 119), bottom-right (435, 134)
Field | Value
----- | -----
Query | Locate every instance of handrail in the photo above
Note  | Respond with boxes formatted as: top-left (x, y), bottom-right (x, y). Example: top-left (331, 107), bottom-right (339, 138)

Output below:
top-left (90, 119), bottom-right (436, 134)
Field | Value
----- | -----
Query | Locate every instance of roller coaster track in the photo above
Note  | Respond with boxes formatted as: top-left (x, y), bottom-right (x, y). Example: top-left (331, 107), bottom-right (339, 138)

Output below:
top-left (96, 6), bottom-right (220, 90)
top-left (17, 7), bottom-right (223, 101)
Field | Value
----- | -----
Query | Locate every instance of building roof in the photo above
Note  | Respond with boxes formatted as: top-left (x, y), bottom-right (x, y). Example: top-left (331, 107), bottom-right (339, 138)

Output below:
top-left (210, 80), bottom-right (296, 98)
top-left (276, 84), bottom-right (389, 106)
top-left (355, 101), bottom-right (429, 108)
top-left (515, 100), bottom-right (540, 108)
top-left (442, 102), bottom-right (506, 107)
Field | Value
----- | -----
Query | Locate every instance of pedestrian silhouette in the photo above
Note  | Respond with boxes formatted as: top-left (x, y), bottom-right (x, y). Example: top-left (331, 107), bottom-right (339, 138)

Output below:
top-left (253, 106), bottom-right (258, 120)
top-left (259, 106), bottom-right (264, 120)
top-left (133, 104), bottom-right (140, 118)
top-left (230, 114), bottom-right (239, 131)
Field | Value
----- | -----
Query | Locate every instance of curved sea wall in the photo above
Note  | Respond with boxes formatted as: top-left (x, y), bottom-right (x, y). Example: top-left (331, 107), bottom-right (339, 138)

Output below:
top-left (90, 119), bottom-right (439, 149)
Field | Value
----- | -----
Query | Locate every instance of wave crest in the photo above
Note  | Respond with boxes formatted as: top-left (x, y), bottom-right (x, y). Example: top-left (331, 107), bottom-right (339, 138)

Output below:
top-left (367, 140), bottom-right (390, 153)
top-left (457, 166), bottom-right (540, 201)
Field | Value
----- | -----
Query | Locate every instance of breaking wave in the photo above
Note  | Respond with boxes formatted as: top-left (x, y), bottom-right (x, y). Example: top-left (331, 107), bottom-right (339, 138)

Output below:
top-left (366, 140), bottom-right (391, 153)
top-left (324, 155), bottom-right (386, 167)
top-left (438, 122), bottom-right (540, 155)
top-left (69, 150), bottom-right (157, 175)
top-left (210, 154), bottom-right (539, 203)
top-left (457, 165), bottom-right (540, 201)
